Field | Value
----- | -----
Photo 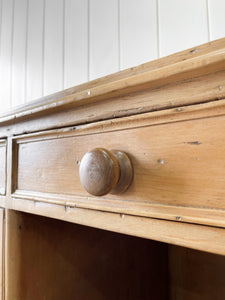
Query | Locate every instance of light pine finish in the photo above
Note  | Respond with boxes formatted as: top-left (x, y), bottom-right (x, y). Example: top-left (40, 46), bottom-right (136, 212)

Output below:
top-left (9, 199), bottom-right (225, 256)
top-left (0, 39), bottom-right (225, 257)
top-left (0, 38), bottom-right (225, 139)
top-left (2, 0), bottom-right (225, 111)
top-left (11, 100), bottom-right (225, 228)
top-left (0, 209), bottom-right (4, 300)
top-left (1, 39), bottom-right (225, 299)
top-left (1, 37), bottom-right (225, 120)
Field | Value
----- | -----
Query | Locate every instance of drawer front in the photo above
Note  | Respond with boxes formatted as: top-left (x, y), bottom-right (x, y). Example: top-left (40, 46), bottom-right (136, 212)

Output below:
top-left (0, 140), bottom-right (6, 195)
top-left (13, 107), bottom-right (225, 228)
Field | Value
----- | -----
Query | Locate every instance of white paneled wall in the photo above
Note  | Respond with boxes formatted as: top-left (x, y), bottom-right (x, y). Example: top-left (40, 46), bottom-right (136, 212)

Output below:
top-left (26, 0), bottom-right (44, 101)
top-left (89, 0), bottom-right (119, 80)
top-left (64, 0), bottom-right (88, 88)
top-left (44, 0), bottom-right (64, 95)
top-left (120, 0), bottom-right (158, 69)
top-left (0, 0), bottom-right (14, 112)
top-left (0, 0), bottom-right (225, 114)
top-left (208, 0), bottom-right (225, 40)
top-left (11, 0), bottom-right (28, 107)
top-left (158, 0), bottom-right (209, 57)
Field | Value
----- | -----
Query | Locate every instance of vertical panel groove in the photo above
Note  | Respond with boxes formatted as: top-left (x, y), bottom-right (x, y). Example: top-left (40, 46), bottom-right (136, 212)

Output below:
top-left (89, 0), bottom-right (119, 80)
top-left (206, 0), bottom-right (211, 41)
top-left (0, 1), bottom-right (2, 111)
top-left (0, 0), bottom-right (2, 57)
top-left (44, 0), bottom-right (64, 95)
top-left (120, 0), bottom-right (157, 69)
top-left (0, 0), bottom-right (223, 112)
top-left (156, 0), bottom-right (160, 58)
top-left (9, 0), bottom-right (15, 109)
top-left (118, 0), bottom-right (121, 70)
top-left (42, 0), bottom-right (46, 96)
top-left (0, 0), bottom-right (2, 112)
top-left (26, 0), bottom-right (44, 101)
top-left (24, 0), bottom-right (29, 103)
top-left (0, 0), bottom-right (14, 112)
top-left (64, 0), bottom-right (88, 88)
top-left (62, 0), bottom-right (65, 89)
top-left (11, 0), bottom-right (29, 106)
top-left (159, 0), bottom-right (208, 57)
top-left (87, 0), bottom-right (90, 81)
top-left (208, 0), bottom-right (225, 40)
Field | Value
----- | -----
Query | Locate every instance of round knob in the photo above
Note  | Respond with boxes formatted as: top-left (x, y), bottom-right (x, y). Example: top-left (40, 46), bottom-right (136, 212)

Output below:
top-left (79, 148), bottom-right (133, 196)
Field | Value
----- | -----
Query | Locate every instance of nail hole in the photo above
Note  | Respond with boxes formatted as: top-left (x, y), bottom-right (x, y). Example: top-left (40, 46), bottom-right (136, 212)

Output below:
top-left (157, 159), bottom-right (165, 165)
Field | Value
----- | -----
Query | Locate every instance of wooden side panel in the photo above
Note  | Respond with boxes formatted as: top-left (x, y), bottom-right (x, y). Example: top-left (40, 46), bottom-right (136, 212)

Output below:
top-left (5, 209), bottom-right (168, 300)
top-left (169, 245), bottom-right (225, 299)
top-left (0, 141), bottom-right (6, 196)
top-left (0, 209), bottom-right (4, 300)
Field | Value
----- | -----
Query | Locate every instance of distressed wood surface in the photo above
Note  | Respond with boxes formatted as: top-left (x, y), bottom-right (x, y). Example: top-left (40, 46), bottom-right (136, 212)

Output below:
top-left (9, 100), bottom-right (225, 228)
top-left (0, 39), bottom-right (225, 257)
top-left (0, 38), bottom-right (225, 132)
top-left (8, 200), bottom-right (225, 256)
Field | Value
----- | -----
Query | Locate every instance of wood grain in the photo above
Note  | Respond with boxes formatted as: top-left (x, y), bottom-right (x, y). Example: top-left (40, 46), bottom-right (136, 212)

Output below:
top-left (1, 39), bottom-right (225, 260)
top-left (169, 245), bottom-right (225, 299)
top-left (79, 148), bottom-right (133, 196)
top-left (13, 110), bottom-right (225, 228)
top-left (9, 199), bottom-right (225, 256)
top-left (0, 67), bottom-right (224, 138)
top-left (0, 209), bottom-right (4, 300)
top-left (0, 38), bottom-right (225, 128)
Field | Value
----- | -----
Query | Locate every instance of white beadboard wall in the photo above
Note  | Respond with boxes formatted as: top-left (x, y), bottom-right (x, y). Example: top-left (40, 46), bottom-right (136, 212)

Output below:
top-left (0, 0), bottom-right (225, 114)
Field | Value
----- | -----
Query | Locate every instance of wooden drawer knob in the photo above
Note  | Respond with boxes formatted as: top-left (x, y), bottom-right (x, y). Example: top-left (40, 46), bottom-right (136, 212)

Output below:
top-left (79, 148), bottom-right (133, 196)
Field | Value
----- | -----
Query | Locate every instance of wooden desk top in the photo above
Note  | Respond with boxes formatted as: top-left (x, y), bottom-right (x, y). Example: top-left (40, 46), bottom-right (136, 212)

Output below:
top-left (1, 38), bottom-right (225, 255)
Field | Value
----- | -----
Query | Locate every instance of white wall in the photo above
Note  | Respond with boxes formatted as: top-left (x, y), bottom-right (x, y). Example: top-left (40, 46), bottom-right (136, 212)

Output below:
top-left (0, 0), bottom-right (225, 114)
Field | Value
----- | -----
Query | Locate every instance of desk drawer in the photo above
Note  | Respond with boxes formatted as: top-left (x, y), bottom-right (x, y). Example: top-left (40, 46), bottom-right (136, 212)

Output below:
top-left (13, 105), bottom-right (225, 228)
